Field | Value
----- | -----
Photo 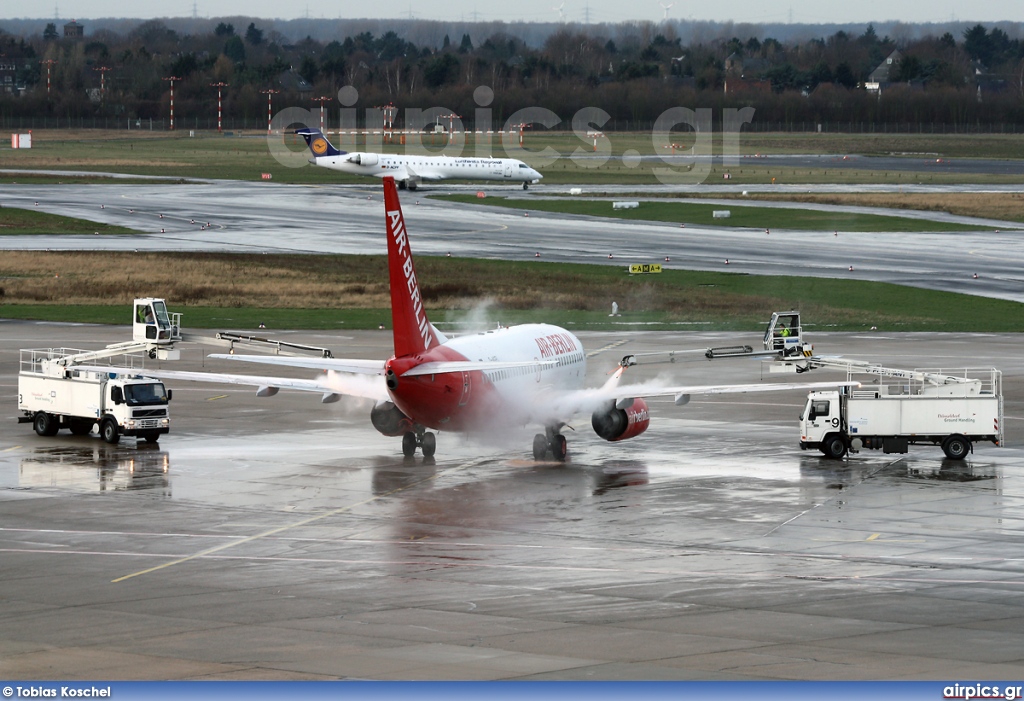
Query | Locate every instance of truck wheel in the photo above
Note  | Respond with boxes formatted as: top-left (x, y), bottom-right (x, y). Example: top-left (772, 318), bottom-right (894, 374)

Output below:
top-left (942, 434), bottom-right (970, 460)
top-left (69, 419), bottom-right (94, 436)
top-left (823, 434), bottom-right (848, 459)
top-left (101, 418), bottom-right (120, 445)
top-left (33, 412), bottom-right (60, 437)
top-left (142, 433), bottom-right (160, 444)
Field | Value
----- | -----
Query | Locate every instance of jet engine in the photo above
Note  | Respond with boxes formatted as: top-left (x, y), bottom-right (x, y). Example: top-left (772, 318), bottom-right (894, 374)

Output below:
top-left (591, 398), bottom-right (650, 442)
top-left (348, 153), bottom-right (379, 167)
top-left (370, 400), bottom-right (414, 436)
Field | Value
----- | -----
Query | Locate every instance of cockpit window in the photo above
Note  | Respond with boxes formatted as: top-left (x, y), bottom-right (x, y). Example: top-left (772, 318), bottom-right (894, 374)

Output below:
top-left (518, 163), bottom-right (529, 168)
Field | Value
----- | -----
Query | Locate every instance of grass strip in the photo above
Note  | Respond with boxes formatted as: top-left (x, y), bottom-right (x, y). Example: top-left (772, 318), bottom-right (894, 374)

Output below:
top-left (0, 207), bottom-right (137, 235)
top-left (432, 195), bottom-right (991, 232)
top-left (2, 252), bottom-right (1023, 332)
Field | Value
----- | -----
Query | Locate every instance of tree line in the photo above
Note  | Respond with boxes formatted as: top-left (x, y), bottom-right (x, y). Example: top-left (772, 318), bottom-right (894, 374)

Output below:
top-left (1, 19), bottom-right (1023, 129)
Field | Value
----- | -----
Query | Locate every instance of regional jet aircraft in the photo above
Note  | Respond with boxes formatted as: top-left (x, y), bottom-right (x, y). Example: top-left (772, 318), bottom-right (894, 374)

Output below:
top-left (295, 128), bottom-right (543, 190)
top-left (123, 176), bottom-right (854, 460)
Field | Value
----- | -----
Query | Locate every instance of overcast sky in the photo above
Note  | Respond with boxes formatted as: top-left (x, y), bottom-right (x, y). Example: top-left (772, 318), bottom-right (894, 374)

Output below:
top-left (26, 0), bottom-right (1024, 24)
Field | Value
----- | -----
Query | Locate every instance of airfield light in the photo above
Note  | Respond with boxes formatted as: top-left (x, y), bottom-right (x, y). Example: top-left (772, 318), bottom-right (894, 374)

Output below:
top-left (163, 76), bottom-right (182, 130)
top-left (210, 82), bottom-right (229, 133)
top-left (260, 89), bottom-right (280, 133)
top-left (440, 113), bottom-right (461, 144)
top-left (93, 66), bottom-right (111, 103)
top-left (375, 103), bottom-right (397, 143)
top-left (312, 96), bottom-right (332, 133)
top-left (40, 59), bottom-right (57, 97)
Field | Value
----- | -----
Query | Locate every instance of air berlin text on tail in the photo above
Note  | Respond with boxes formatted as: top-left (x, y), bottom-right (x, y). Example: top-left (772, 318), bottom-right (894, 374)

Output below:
top-left (387, 208), bottom-right (432, 353)
top-left (383, 177), bottom-right (441, 357)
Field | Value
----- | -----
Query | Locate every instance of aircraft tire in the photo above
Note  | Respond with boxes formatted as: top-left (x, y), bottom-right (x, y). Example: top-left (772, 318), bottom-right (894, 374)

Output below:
top-left (552, 434), bottom-right (568, 462)
top-left (402, 431), bottom-right (417, 457)
top-left (421, 432), bottom-right (436, 458)
top-left (532, 434), bottom-right (547, 460)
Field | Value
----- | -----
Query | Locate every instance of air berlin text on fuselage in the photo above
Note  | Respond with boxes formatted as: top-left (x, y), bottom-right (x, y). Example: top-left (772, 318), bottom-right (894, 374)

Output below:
top-left (535, 332), bottom-right (577, 358)
top-left (388, 209), bottom-right (433, 351)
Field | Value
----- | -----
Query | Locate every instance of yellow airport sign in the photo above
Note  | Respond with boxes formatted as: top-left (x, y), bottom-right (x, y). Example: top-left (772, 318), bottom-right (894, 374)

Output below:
top-left (628, 264), bottom-right (663, 274)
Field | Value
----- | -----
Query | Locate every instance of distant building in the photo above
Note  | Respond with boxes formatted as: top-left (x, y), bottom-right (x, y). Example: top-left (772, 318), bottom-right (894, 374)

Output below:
top-left (63, 20), bottom-right (84, 38)
top-left (0, 60), bottom-right (18, 94)
top-left (865, 49), bottom-right (901, 94)
top-left (724, 77), bottom-right (771, 95)
top-left (724, 52), bottom-right (770, 77)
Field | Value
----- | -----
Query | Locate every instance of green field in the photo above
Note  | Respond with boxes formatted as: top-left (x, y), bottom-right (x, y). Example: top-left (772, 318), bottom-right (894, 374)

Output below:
top-left (0, 207), bottom-right (136, 235)
top-left (3, 255), bottom-right (1023, 332)
top-left (3, 129), bottom-right (1024, 186)
top-left (432, 195), bottom-right (994, 232)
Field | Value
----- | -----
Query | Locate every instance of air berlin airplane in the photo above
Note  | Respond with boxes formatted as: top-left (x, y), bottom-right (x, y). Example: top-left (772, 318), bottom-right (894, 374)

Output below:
top-left (139, 176), bottom-right (852, 460)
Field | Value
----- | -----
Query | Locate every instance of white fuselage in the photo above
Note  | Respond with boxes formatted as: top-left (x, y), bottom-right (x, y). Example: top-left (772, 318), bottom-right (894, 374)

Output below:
top-left (312, 152), bottom-right (543, 185)
top-left (388, 323), bottom-right (586, 431)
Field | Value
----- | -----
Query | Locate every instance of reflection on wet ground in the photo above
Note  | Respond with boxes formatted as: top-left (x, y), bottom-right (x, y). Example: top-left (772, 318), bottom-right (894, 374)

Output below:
top-left (19, 443), bottom-right (170, 495)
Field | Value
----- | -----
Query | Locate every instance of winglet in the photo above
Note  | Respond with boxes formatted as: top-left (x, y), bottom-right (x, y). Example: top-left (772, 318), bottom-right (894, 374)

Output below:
top-left (383, 176), bottom-right (442, 357)
top-left (295, 128), bottom-right (345, 157)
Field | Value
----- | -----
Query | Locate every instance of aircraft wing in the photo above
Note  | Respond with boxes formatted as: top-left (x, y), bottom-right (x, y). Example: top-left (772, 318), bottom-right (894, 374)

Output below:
top-left (73, 366), bottom-right (389, 402)
top-left (545, 366), bottom-right (859, 419)
top-left (403, 162), bottom-right (444, 181)
top-left (208, 354), bottom-right (385, 374)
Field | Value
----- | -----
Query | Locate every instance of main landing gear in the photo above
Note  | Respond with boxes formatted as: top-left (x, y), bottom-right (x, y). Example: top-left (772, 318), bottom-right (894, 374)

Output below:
top-left (532, 424), bottom-right (568, 462)
top-left (402, 427), bottom-right (436, 458)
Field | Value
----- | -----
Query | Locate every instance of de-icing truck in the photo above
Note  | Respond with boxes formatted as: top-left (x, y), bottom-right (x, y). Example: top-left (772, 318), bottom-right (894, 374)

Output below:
top-left (16, 298), bottom-right (180, 445)
top-left (799, 366), bottom-right (1003, 460)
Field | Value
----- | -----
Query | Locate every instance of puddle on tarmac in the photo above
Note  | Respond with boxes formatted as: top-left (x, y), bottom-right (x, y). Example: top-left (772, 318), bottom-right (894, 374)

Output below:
top-left (20, 443), bottom-right (171, 495)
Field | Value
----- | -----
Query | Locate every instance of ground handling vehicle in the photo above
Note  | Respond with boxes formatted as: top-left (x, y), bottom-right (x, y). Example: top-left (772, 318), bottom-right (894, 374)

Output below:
top-left (18, 348), bottom-right (172, 444)
top-left (800, 366), bottom-right (1003, 460)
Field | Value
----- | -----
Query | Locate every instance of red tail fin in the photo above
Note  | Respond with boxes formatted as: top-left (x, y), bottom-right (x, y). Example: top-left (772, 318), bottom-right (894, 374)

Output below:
top-left (383, 176), bottom-right (442, 357)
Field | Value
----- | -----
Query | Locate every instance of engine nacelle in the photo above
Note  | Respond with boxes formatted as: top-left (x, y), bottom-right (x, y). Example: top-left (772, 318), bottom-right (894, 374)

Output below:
top-left (349, 152), bottom-right (379, 167)
top-left (370, 400), bottom-right (414, 437)
top-left (591, 398), bottom-right (650, 442)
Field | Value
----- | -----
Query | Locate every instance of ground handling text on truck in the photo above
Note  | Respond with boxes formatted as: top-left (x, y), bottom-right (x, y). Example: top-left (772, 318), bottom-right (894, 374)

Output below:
top-left (800, 366), bottom-right (1003, 460)
top-left (18, 348), bottom-right (172, 445)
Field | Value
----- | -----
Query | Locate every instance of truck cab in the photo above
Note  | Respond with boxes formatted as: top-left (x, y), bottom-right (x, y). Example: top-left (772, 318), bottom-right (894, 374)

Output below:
top-left (800, 389), bottom-right (847, 458)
